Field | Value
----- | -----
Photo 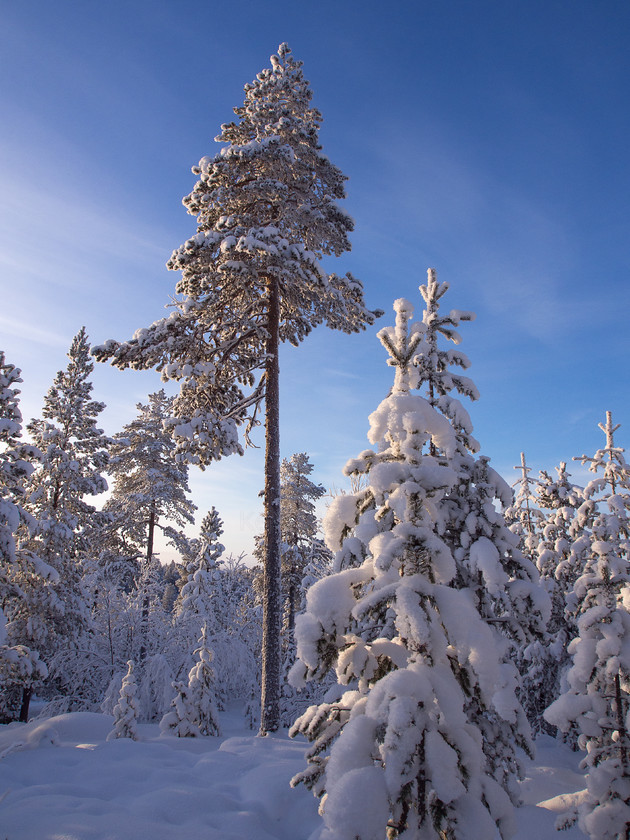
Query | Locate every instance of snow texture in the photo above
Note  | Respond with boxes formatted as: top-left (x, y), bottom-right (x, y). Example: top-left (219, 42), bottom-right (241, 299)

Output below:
top-left (0, 711), bottom-right (589, 839)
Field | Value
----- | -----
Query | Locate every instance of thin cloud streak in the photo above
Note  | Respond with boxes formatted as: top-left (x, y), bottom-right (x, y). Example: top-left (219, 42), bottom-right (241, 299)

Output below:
top-left (0, 314), bottom-right (69, 349)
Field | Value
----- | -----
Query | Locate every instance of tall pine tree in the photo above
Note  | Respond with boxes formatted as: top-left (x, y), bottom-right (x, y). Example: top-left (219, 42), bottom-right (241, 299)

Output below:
top-left (93, 44), bottom-right (380, 732)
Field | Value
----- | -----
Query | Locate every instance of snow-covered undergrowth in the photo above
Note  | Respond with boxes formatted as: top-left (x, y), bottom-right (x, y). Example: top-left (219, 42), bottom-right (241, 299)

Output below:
top-left (0, 708), bottom-right (588, 839)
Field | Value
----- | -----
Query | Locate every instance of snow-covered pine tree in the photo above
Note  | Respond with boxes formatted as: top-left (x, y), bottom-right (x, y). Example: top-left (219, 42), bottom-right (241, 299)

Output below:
top-left (0, 353), bottom-right (53, 721)
top-left (506, 452), bottom-right (544, 562)
top-left (177, 507), bottom-right (224, 628)
top-left (265, 453), bottom-right (333, 726)
top-left (105, 390), bottom-right (196, 563)
top-left (545, 412), bottom-right (630, 839)
top-left (93, 43), bottom-right (380, 733)
top-left (171, 507), bottom-right (225, 704)
top-left (173, 526), bottom-right (261, 714)
top-left (159, 680), bottom-right (199, 738)
top-left (503, 453), bottom-right (551, 732)
top-left (536, 461), bottom-right (584, 588)
top-left (279, 453), bottom-right (326, 635)
top-left (187, 624), bottom-right (221, 736)
top-left (533, 461), bottom-right (584, 738)
top-left (15, 329), bottom-right (109, 714)
top-left (291, 291), bottom-right (529, 840)
top-left (106, 390), bottom-right (196, 660)
top-left (415, 270), bottom-right (547, 791)
top-left (107, 660), bottom-right (139, 741)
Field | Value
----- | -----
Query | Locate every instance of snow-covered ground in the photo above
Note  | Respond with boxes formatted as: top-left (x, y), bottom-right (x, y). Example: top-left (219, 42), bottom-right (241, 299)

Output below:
top-left (0, 707), bottom-right (587, 839)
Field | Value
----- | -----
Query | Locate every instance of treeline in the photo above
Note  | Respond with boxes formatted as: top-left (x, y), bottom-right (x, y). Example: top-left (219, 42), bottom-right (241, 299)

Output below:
top-left (0, 334), bottom-right (330, 731)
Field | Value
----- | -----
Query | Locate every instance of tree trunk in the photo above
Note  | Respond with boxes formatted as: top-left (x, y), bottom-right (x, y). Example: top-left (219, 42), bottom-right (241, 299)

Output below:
top-left (288, 580), bottom-right (296, 636)
top-left (146, 498), bottom-right (156, 562)
top-left (19, 686), bottom-right (32, 722)
top-left (139, 499), bottom-right (157, 662)
top-left (260, 274), bottom-right (282, 735)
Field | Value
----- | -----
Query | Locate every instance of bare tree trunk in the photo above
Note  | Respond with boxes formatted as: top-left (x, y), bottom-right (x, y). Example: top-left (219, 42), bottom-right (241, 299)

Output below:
top-left (614, 672), bottom-right (629, 773)
top-left (139, 499), bottom-right (157, 663)
top-left (260, 274), bottom-right (282, 735)
top-left (19, 686), bottom-right (32, 722)
top-left (288, 580), bottom-right (296, 636)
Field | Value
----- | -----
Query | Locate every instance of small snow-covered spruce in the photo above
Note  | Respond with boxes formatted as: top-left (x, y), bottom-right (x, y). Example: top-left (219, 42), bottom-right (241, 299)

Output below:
top-left (129, 556), bottom-right (171, 667)
top-left (290, 290), bottom-right (527, 840)
top-left (504, 453), bottom-right (551, 732)
top-left (159, 680), bottom-right (199, 738)
top-left (545, 412), bottom-right (630, 839)
top-left (107, 660), bottom-right (140, 741)
top-left (174, 546), bottom-right (260, 715)
top-left (93, 43), bottom-right (380, 734)
top-left (533, 462), bottom-right (584, 739)
top-left (187, 624), bottom-right (221, 736)
top-left (536, 461), bottom-right (585, 590)
top-left (505, 453), bottom-right (544, 562)
top-left (177, 506), bottom-right (224, 628)
top-left (174, 508), bottom-right (224, 690)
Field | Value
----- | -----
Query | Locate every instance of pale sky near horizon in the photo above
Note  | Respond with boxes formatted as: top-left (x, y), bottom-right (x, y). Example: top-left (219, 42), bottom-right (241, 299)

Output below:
top-left (1, 1), bottom-right (629, 561)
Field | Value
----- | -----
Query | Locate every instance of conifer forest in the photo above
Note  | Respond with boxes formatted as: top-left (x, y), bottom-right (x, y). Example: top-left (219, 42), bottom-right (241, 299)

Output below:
top-left (1, 29), bottom-right (629, 840)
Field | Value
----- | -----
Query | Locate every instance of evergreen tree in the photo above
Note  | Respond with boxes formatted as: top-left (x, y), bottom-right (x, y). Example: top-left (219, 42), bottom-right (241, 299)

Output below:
top-left (504, 454), bottom-right (552, 732)
top-left (187, 624), bottom-right (221, 736)
top-left (129, 556), bottom-right (170, 664)
top-left (291, 286), bottom-right (534, 840)
top-left (545, 412), bottom-right (630, 839)
top-left (177, 507), bottom-right (224, 628)
top-left (417, 274), bottom-right (547, 795)
top-left (533, 462), bottom-right (584, 738)
top-left (25, 327), bottom-right (110, 556)
top-left (159, 680), bottom-right (199, 738)
top-left (505, 452), bottom-right (544, 562)
top-left (536, 461), bottom-right (584, 588)
top-left (106, 390), bottom-right (196, 660)
top-left (279, 453), bottom-right (326, 635)
top-left (107, 660), bottom-right (139, 741)
top-left (13, 329), bottom-right (109, 714)
top-left (0, 353), bottom-right (52, 721)
top-left (93, 44), bottom-right (380, 732)
top-left (414, 272), bottom-right (547, 659)
top-left (105, 390), bottom-right (196, 562)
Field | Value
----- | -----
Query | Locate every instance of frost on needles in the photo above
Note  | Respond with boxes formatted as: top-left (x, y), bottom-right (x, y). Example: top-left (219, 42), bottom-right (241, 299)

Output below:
top-left (290, 271), bottom-right (549, 840)
top-left (91, 41), bottom-right (381, 735)
top-left (91, 43), bottom-right (381, 468)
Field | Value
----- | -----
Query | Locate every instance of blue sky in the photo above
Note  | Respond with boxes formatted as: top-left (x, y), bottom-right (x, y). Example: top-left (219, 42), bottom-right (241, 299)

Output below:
top-left (2, 1), bottom-right (629, 559)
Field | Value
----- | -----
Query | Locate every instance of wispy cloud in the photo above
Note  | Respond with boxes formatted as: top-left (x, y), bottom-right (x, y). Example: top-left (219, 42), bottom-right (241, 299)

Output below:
top-left (0, 160), bottom-right (168, 295)
top-left (0, 314), bottom-right (69, 349)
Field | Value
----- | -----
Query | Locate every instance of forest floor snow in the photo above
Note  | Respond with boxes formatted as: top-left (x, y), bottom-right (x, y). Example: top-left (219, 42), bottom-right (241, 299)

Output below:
top-left (0, 706), bottom-right (588, 839)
